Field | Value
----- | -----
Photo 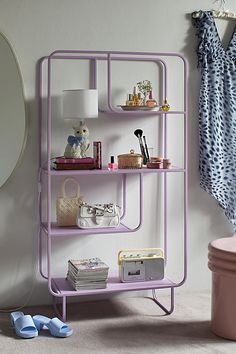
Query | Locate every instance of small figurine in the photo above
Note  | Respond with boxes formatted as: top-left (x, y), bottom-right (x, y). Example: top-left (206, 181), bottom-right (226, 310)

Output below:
top-left (64, 121), bottom-right (90, 158)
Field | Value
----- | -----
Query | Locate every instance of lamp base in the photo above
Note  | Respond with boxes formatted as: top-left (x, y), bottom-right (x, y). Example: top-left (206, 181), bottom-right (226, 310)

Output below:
top-left (64, 122), bottom-right (90, 159)
top-left (64, 145), bottom-right (81, 158)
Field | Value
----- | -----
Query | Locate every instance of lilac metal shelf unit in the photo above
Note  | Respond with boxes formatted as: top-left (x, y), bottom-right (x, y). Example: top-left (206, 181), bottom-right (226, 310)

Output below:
top-left (38, 50), bottom-right (188, 321)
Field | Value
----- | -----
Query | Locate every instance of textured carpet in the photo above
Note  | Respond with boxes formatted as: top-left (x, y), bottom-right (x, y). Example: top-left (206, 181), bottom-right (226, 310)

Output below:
top-left (0, 292), bottom-right (236, 354)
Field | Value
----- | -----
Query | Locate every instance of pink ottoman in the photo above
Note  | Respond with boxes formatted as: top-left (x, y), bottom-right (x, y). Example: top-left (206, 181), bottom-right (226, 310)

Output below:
top-left (208, 236), bottom-right (236, 340)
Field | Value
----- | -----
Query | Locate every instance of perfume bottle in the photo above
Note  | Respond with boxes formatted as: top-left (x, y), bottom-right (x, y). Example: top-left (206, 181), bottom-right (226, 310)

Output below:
top-left (126, 94), bottom-right (134, 106)
top-left (108, 156), bottom-right (118, 170)
top-left (146, 90), bottom-right (157, 107)
top-left (132, 86), bottom-right (140, 106)
top-left (138, 93), bottom-right (142, 105)
top-left (161, 99), bottom-right (170, 111)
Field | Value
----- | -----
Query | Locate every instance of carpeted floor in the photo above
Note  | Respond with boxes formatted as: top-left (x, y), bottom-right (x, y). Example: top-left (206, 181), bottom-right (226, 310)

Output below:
top-left (0, 291), bottom-right (236, 354)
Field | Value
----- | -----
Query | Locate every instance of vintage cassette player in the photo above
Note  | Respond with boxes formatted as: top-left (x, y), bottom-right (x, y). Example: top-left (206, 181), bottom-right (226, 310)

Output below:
top-left (118, 248), bottom-right (164, 283)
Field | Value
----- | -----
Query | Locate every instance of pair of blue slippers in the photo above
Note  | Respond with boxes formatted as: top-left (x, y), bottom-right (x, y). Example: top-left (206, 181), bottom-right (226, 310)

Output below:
top-left (10, 312), bottom-right (73, 339)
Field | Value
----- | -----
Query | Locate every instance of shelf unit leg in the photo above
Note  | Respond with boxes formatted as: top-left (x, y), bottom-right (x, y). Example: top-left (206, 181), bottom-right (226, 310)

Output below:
top-left (151, 287), bottom-right (174, 315)
top-left (53, 295), bottom-right (67, 322)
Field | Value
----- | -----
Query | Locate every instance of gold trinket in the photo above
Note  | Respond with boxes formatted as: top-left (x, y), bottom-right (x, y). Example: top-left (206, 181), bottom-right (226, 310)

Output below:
top-left (161, 99), bottom-right (170, 112)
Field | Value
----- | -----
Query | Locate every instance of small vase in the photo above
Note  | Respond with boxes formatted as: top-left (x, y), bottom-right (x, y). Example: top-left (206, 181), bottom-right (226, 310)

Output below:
top-left (143, 93), bottom-right (148, 106)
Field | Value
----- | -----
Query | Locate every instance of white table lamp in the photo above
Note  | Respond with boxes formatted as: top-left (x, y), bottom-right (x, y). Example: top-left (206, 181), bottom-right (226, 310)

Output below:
top-left (63, 89), bottom-right (98, 121)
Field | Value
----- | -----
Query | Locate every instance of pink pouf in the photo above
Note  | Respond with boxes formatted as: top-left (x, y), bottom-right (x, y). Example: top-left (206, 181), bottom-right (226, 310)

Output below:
top-left (208, 236), bottom-right (236, 340)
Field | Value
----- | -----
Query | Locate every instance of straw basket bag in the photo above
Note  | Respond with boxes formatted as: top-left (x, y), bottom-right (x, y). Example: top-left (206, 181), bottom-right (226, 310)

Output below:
top-left (56, 177), bottom-right (84, 226)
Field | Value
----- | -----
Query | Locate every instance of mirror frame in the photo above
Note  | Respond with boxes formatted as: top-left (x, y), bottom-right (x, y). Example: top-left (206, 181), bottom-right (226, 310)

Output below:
top-left (0, 31), bottom-right (28, 189)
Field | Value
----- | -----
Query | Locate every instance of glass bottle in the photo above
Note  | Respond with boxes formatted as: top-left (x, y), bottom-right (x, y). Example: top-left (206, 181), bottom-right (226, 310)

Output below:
top-left (161, 99), bottom-right (170, 111)
top-left (126, 94), bottom-right (134, 106)
top-left (108, 156), bottom-right (118, 170)
top-left (146, 90), bottom-right (157, 107)
top-left (138, 93), bottom-right (142, 106)
top-left (132, 86), bottom-right (140, 106)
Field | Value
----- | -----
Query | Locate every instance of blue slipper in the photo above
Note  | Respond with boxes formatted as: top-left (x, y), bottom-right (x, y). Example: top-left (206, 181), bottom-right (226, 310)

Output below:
top-left (33, 315), bottom-right (73, 337)
top-left (10, 311), bottom-right (38, 339)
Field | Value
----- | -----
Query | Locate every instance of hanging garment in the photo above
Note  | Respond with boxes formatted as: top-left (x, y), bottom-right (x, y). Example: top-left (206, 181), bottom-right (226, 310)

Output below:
top-left (193, 11), bottom-right (236, 228)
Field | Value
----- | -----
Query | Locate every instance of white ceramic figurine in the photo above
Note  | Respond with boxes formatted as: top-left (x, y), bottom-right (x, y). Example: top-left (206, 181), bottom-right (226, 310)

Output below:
top-left (64, 122), bottom-right (90, 158)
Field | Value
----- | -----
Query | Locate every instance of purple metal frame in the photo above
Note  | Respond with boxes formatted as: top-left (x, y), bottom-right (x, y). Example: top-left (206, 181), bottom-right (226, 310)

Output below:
top-left (38, 50), bottom-right (188, 321)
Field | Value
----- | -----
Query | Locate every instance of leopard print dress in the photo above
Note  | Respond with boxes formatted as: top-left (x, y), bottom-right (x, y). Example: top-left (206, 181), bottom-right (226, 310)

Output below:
top-left (193, 11), bottom-right (236, 229)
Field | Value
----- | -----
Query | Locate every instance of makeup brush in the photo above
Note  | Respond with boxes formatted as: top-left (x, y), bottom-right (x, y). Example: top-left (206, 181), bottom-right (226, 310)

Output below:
top-left (143, 136), bottom-right (150, 161)
top-left (134, 129), bottom-right (147, 164)
top-left (134, 129), bottom-right (145, 155)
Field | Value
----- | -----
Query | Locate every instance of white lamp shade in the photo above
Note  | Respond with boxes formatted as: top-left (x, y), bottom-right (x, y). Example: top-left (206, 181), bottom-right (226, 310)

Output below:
top-left (63, 89), bottom-right (98, 119)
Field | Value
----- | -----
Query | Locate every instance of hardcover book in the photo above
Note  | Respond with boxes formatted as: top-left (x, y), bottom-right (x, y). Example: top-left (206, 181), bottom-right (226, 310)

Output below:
top-left (53, 162), bottom-right (95, 170)
top-left (53, 156), bottom-right (96, 170)
top-left (55, 157), bottom-right (95, 164)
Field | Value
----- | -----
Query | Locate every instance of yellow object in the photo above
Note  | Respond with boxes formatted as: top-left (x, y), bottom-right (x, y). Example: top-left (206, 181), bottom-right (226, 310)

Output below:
top-left (126, 94), bottom-right (134, 106)
top-left (118, 248), bottom-right (164, 265)
top-left (161, 99), bottom-right (170, 111)
top-left (132, 86), bottom-right (141, 106)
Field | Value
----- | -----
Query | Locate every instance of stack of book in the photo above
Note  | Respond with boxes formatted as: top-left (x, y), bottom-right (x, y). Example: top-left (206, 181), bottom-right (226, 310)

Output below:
top-left (53, 157), bottom-right (96, 170)
top-left (67, 257), bottom-right (109, 290)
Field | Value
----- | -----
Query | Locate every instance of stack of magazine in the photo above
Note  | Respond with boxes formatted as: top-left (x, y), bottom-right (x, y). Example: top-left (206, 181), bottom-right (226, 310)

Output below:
top-left (67, 257), bottom-right (109, 290)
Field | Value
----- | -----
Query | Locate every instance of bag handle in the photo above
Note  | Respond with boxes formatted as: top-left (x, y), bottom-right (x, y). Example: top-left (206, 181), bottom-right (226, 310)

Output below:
top-left (61, 177), bottom-right (80, 198)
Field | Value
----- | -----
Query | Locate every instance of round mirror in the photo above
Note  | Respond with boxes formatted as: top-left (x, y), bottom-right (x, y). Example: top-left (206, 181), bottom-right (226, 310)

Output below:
top-left (0, 32), bottom-right (27, 188)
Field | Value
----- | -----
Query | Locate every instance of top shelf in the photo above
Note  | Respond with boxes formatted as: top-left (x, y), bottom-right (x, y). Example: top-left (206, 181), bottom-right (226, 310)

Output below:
top-left (100, 109), bottom-right (187, 116)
